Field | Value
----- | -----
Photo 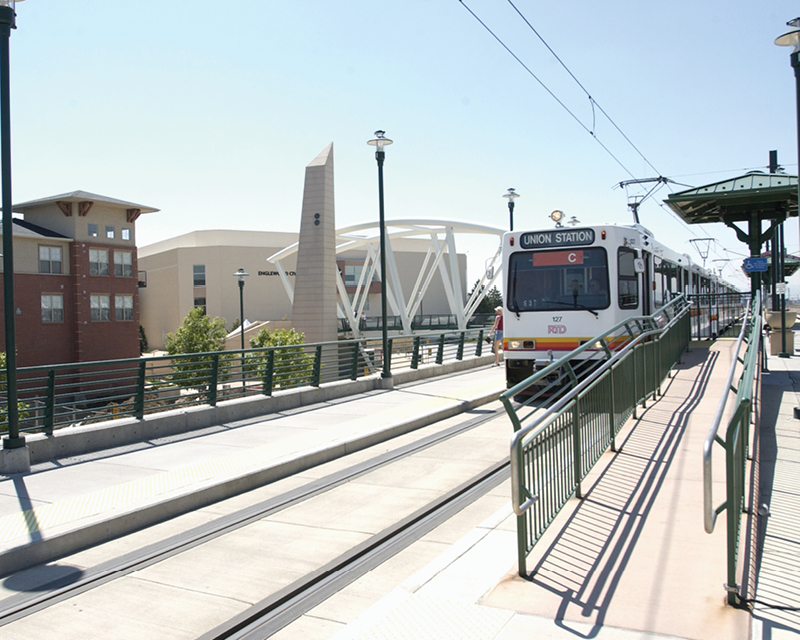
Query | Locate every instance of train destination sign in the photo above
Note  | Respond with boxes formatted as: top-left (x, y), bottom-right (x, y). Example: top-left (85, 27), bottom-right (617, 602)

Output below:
top-left (519, 228), bottom-right (595, 249)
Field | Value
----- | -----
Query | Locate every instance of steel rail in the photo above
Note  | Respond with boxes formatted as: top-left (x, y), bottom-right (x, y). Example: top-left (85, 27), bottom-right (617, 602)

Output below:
top-left (201, 460), bottom-right (509, 640)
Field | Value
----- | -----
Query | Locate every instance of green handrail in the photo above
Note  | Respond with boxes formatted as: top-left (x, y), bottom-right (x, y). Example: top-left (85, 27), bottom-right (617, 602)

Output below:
top-left (702, 291), bottom-right (761, 606)
top-left (504, 296), bottom-right (696, 577)
top-left (0, 328), bottom-right (491, 436)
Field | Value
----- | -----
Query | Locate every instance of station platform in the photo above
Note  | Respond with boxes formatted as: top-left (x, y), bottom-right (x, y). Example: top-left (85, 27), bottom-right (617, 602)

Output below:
top-left (330, 341), bottom-right (800, 640)
top-left (0, 338), bottom-right (797, 640)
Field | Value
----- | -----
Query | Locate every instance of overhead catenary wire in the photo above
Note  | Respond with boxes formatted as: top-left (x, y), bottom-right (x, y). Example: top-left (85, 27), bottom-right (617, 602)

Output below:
top-left (456, 0), bottom-right (638, 181)
top-left (457, 0), bottom-right (697, 230)
top-left (456, 0), bottom-right (785, 286)
top-left (504, 0), bottom-right (662, 178)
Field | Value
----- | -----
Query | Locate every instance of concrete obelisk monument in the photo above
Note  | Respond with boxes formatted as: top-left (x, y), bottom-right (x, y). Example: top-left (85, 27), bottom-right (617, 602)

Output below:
top-left (291, 143), bottom-right (338, 344)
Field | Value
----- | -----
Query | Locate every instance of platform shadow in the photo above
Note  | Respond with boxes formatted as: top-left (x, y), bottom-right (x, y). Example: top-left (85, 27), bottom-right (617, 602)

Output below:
top-left (523, 346), bottom-right (719, 638)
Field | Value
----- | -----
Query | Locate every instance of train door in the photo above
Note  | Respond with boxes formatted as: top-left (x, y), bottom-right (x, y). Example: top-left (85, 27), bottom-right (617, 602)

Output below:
top-left (642, 251), bottom-right (652, 316)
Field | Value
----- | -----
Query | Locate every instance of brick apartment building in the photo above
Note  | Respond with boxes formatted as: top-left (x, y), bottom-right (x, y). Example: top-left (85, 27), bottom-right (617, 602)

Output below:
top-left (0, 191), bottom-right (158, 367)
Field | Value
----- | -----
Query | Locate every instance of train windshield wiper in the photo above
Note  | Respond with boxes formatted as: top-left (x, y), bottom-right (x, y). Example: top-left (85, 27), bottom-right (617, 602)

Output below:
top-left (539, 299), bottom-right (599, 317)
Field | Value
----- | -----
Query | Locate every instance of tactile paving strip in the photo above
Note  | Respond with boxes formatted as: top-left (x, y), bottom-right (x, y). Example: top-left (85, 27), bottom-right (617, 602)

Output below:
top-left (354, 594), bottom-right (513, 640)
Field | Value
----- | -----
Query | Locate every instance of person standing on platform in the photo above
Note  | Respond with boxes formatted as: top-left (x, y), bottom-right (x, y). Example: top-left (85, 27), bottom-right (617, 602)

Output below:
top-left (490, 306), bottom-right (504, 366)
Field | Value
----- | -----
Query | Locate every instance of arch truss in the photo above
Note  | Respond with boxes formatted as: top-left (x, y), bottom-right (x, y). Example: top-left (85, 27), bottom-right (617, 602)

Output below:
top-left (267, 219), bottom-right (505, 337)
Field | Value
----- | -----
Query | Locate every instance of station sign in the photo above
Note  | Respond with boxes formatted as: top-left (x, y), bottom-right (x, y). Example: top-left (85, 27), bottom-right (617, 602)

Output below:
top-left (519, 228), bottom-right (595, 249)
top-left (742, 257), bottom-right (768, 273)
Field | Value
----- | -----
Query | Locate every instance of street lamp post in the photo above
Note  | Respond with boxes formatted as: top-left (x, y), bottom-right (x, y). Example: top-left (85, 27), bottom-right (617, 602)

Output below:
top-left (367, 130), bottom-right (392, 380)
top-left (234, 268), bottom-right (249, 351)
top-left (1, 0), bottom-right (22, 453)
top-left (775, 17), bottom-right (800, 358)
top-left (234, 268), bottom-right (248, 388)
top-left (503, 188), bottom-right (519, 231)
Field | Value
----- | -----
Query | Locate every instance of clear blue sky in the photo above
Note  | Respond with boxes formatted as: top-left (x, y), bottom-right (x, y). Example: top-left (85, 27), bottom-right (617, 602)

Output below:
top-left (7, 1), bottom-right (800, 293)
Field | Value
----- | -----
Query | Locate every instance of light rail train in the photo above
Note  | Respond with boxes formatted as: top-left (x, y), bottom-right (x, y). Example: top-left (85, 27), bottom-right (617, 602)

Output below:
top-left (500, 221), bottom-right (742, 389)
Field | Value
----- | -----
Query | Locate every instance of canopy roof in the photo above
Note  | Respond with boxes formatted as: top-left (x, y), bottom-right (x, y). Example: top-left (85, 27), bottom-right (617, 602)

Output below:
top-left (664, 172), bottom-right (797, 224)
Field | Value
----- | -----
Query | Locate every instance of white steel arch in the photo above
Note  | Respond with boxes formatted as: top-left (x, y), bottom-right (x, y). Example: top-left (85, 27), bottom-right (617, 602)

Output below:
top-left (267, 219), bottom-right (505, 337)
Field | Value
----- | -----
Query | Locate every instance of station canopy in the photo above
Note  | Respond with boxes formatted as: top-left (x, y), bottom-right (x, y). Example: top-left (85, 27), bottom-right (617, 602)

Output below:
top-left (664, 171), bottom-right (798, 295)
top-left (664, 172), bottom-right (797, 225)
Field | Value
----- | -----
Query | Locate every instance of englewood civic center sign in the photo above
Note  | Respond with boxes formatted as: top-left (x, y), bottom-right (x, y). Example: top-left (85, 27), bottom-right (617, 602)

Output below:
top-left (258, 270), bottom-right (296, 276)
top-left (519, 228), bottom-right (595, 249)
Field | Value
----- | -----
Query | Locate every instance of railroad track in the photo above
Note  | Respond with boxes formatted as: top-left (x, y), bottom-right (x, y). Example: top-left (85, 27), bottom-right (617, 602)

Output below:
top-left (0, 406), bottom-right (511, 638)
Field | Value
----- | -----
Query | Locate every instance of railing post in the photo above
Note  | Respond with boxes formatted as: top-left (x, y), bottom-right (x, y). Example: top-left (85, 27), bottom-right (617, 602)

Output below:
top-left (457, 331), bottom-right (465, 360)
top-left (312, 345), bottom-right (322, 387)
top-left (134, 360), bottom-right (146, 419)
top-left (411, 336), bottom-right (421, 369)
top-left (208, 354), bottom-right (219, 406)
top-left (476, 329), bottom-right (484, 357)
top-left (609, 367), bottom-right (617, 452)
top-left (44, 369), bottom-right (55, 435)
top-left (564, 362), bottom-right (582, 499)
top-left (262, 350), bottom-right (274, 396)
top-left (436, 334), bottom-right (445, 364)
top-left (632, 344), bottom-right (639, 419)
top-left (573, 393), bottom-right (583, 499)
top-left (350, 341), bottom-right (360, 380)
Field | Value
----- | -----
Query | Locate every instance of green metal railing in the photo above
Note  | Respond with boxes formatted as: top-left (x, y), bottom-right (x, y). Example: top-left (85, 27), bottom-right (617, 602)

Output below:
top-left (502, 295), bottom-right (694, 577)
top-left (0, 328), bottom-right (488, 437)
top-left (687, 292), bottom-right (749, 341)
top-left (702, 291), bottom-right (762, 606)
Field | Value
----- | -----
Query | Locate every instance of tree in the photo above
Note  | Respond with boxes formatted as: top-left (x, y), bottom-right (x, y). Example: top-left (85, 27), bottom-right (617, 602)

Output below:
top-left (246, 327), bottom-right (314, 389)
top-left (165, 307), bottom-right (231, 387)
top-left (469, 281), bottom-right (503, 314)
top-left (139, 325), bottom-right (149, 354)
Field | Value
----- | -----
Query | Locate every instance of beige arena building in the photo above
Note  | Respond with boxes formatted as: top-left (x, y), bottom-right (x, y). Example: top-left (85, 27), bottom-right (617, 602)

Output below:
top-left (137, 229), bottom-right (467, 350)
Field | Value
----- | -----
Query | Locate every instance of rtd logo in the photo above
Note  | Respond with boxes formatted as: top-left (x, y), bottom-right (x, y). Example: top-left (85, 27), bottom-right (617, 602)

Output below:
top-left (548, 325), bottom-right (567, 334)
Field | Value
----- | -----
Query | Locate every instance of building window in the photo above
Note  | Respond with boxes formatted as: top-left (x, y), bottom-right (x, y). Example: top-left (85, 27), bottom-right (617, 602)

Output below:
top-left (114, 250), bottom-right (133, 277)
top-left (88, 223), bottom-right (98, 237)
top-left (89, 248), bottom-right (109, 276)
top-left (106, 225), bottom-right (115, 239)
top-left (115, 294), bottom-right (134, 321)
top-left (121, 228), bottom-right (131, 241)
top-left (344, 264), bottom-right (376, 286)
top-left (193, 297), bottom-right (206, 314)
top-left (39, 246), bottom-right (63, 274)
top-left (193, 264), bottom-right (206, 287)
top-left (41, 294), bottom-right (64, 323)
top-left (90, 294), bottom-right (110, 321)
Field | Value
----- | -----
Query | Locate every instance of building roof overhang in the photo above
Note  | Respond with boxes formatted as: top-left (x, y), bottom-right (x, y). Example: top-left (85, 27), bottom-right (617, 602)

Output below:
top-left (12, 191), bottom-right (160, 214)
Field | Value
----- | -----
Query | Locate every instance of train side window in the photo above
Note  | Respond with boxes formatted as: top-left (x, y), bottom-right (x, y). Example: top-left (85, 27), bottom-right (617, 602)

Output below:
top-left (618, 247), bottom-right (639, 309)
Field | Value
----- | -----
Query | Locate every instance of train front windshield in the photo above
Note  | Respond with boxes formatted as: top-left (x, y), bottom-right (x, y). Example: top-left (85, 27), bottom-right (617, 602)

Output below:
top-left (508, 247), bottom-right (609, 312)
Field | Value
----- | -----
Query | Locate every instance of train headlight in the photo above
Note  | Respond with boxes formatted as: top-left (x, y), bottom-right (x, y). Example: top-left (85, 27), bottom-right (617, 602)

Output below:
top-left (507, 340), bottom-right (535, 350)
